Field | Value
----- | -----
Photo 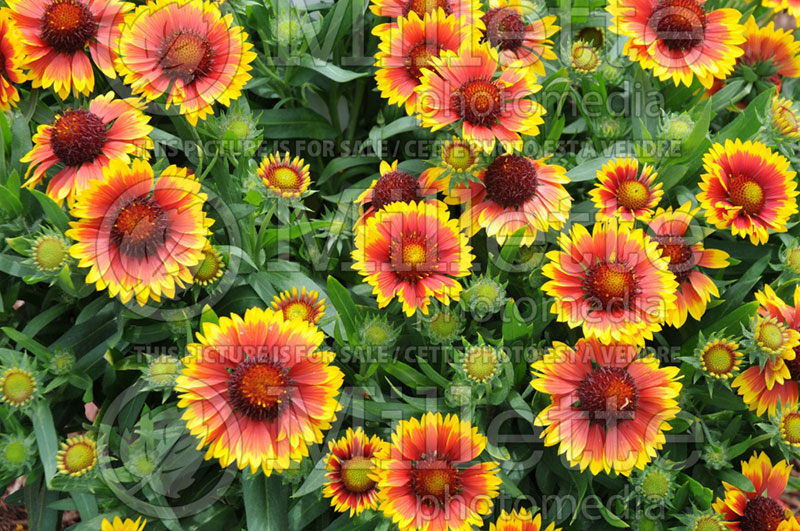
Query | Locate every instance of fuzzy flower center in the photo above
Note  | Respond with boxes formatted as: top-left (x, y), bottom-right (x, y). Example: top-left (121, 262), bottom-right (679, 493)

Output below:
top-left (228, 357), bottom-right (290, 421)
top-left (148, 356), bottom-right (180, 387)
top-left (442, 141), bottom-right (476, 171)
top-left (362, 321), bottom-right (392, 347)
top-left (34, 236), bottom-right (67, 271)
top-left (272, 167), bottom-right (301, 190)
top-left (693, 515), bottom-right (725, 531)
top-left (650, 0), bottom-right (707, 51)
top-left (372, 170), bottom-right (419, 211)
top-left (340, 456), bottom-right (376, 493)
top-left (484, 154), bottom-right (538, 208)
top-left (451, 79), bottom-right (503, 128)
top-left (782, 412), bottom-right (800, 445)
top-left (402, 241), bottom-right (427, 266)
top-left (406, 42), bottom-right (437, 80)
top-left (111, 196), bottom-right (168, 259)
top-left (482, 8), bottom-right (525, 51)
top-left (578, 366), bottom-right (639, 422)
top-left (63, 442), bottom-right (95, 473)
top-left (402, 0), bottom-right (451, 17)
top-left (285, 302), bottom-right (312, 322)
top-left (655, 235), bottom-right (694, 282)
top-left (41, 0), bottom-right (98, 54)
top-left (429, 311), bottom-right (458, 339)
top-left (411, 458), bottom-right (460, 505)
top-left (729, 175), bottom-right (765, 216)
top-left (2, 370), bottom-right (35, 405)
top-left (3, 440), bottom-right (27, 466)
top-left (50, 109), bottom-right (107, 167)
top-left (740, 496), bottom-right (788, 531)
top-left (758, 322), bottom-right (785, 352)
top-left (392, 232), bottom-right (436, 282)
top-left (702, 344), bottom-right (737, 376)
top-left (194, 248), bottom-right (223, 283)
top-left (583, 262), bottom-right (638, 311)
top-left (617, 180), bottom-right (650, 210)
top-left (641, 470), bottom-right (671, 501)
top-left (159, 30), bottom-right (215, 83)
top-left (464, 346), bottom-right (498, 382)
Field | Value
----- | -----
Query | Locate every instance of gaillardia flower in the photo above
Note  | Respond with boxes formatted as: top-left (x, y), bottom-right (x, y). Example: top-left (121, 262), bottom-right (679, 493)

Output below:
top-left (0, 364), bottom-right (38, 408)
top-left (448, 154), bottom-right (572, 246)
top-left (374, 412), bottom-right (501, 531)
top-left (116, 0), bottom-right (256, 125)
top-left (647, 203), bottom-right (729, 327)
top-left (481, 0), bottom-right (559, 75)
top-left (696, 335), bottom-right (742, 380)
top-left (8, 0), bottom-right (131, 98)
top-left (322, 427), bottom-right (387, 516)
top-left (22, 92), bottom-right (154, 205)
top-left (541, 220), bottom-right (678, 346)
top-left (772, 94), bottom-right (800, 140)
top-left (351, 200), bottom-right (473, 316)
top-left (416, 41), bottom-right (546, 150)
top-left (420, 136), bottom-right (483, 191)
top-left (606, 0), bottom-right (745, 88)
top-left (374, 9), bottom-right (472, 115)
top-left (356, 160), bottom-right (441, 226)
top-left (570, 40), bottom-right (601, 74)
top-left (369, 0), bottom-right (484, 25)
top-left (777, 407), bottom-right (800, 448)
top-left (270, 286), bottom-right (326, 325)
top-left (713, 452), bottom-right (800, 531)
top-left (0, 10), bottom-right (24, 110)
top-left (101, 517), bottom-right (146, 531)
top-left (190, 245), bottom-right (225, 287)
top-left (490, 507), bottom-right (560, 531)
top-left (175, 307), bottom-right (344, 474)
top-left (589, 157), bottom-right (663, 222)
top-left (531, 338), bottom-right (682, 475)
top-left (56, 434), bottom-right (97, 477)
top-left (739, 16), bottom-right (800, 81)
top-left (67, 158), bottom-right (213, 306)
top-left (257, 152), bottom-right (311, 199)
top-left (697, 139), bottom-right (798, 245)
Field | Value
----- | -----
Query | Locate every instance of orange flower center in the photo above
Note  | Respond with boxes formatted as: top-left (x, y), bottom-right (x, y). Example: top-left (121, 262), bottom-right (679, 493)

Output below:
top-left (583, 262), bottom-right (638, 311)
top-left (442, 141), bottom-right (476, 171)
top-left (41, 0), bottom-right (98, 54)
top-left (701, 344), bottom-right (737, 376)
top-left (402, 0), bottom-right (451, 17)
top-left (340, 456), bottom-right (376, 493)
top-left (782, 412), bottom-right (800, 445)
top-left (50, 109), bottom-right (107, 167)
top-left (578, 366), bottom-right (639, 423)
top-left (402, 242), bottom-right (427, 265)
top-left (740, 496), bottom-right (789, 531)
top-left (111, 196), bottom-right (168, 258)
top-left (616, 180), bottom-right (650, 210)
top-left (228, 357), bottom-right (290, 421)
top-left (729, 175), bottom-right (765, 216)
top-left (392, 233), bottom-right (435, 282)
top-left (650, 0), bottom-right (706, 51)
top-left (484, 154), bottom-right (538, 208)
top-left (406, 42), bottom-right (438, 80)
top-left (371, 170), bottom-right (419, 211)
top-left (411, 458), bottom-right (460, 506)
top-left (655, 235), bottom-right (694, 282)
top-left (451, 79), bottom-right (502, 127)
top-left (271, 167), bottom-right (301, 190)
top-left (159, 30), bottom-right (215, 83)
top-left (482, 8), bottom-right (525, 51)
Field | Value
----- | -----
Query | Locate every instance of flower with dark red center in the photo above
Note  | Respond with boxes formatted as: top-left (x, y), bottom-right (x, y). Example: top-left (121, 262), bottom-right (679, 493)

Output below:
top-left (0, 11), bottom-right (25, 111)
top-left (607, 0), bottom-right (744, 88)
top-left (176, 307), bottom-right (344, 474)
top-left (374, 412), bottom-right (501, 531)
top-left (698, 139), bottom-right (798, 245)
top-left (116, 0), bottom-right (256, 125)
top-left (713, 452), bottom-right (799, 531)
top-left (483, 154), bottom-right (537, 208)
top-left (532, 338), bottom-right (682, 475)
top-left (323, 428), bottom-right (387, 516)
top-left (542, 220), bottom-right (677, 345)
top-left (416, 41), bottom-right (545, 151)
top-left (369, 0), bottom-right (483, 26)
top-left (22, 91), bottom-right (153, 205)
top-left (356, 159), bottom-right (440, 226)
top-left (8, 0), bottom-right (130, 99)
top-left (590, 156), bottom-right (663, 222)
top-left (480, 0), bottom-right (559, 73)
top-left (67, 159), bottom-right (212, 306)
top-left (270, 286), bottom-right (326, 325)
top-left (647, 203), bottom-right (728, 327)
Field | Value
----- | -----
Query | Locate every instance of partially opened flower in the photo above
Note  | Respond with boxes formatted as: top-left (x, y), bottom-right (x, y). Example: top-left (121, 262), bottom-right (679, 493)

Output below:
top-left (531, 338), bottom-right (682, 475)
top-left (257, 152), bottom-right (311, 199)
top-left (116, 0), bottom-right (256, 125)
top-left (323, 427), bottom-right (387, 516)
top-left (175, 307), bottom-right (344, 474)
top-left (351, 200), bottom-right (473, 316)
top-left (697, 139), bottom-right (798, 245)
top-left (8, 0), bottom-right (131, 98)
top-left (369, 0), bottom-right (484, 25)
top-left (772, 94), bottom-right (800, 140)
top-left (589, 157), bottom-right (663, 222)
top-left (67, 159), bottom-right (213, 306)
top-left (374, 412), bottom-right (501, 531)
top-left (695, 335), bottom-right (742, 380)
top-left (22, 92), bottom-right (153, 205)
top-left (420, 137), bottom-right (484, 192)
top-left (490, 507), bottom-right (560, 531)
top-left (101, 517), bottom-right (146, 531)
top-left (607, 0), bottom-right (745, 88)
top-left (56, 434), bottom-right (97, 477)
top-left (190, 245), bottom-right (225, 287)
top-left (541, 219), bottom-right (678, 346)
top-left (0, 363), bottom-right (39, 408)
top-left (740, 16), bottom-right (800, 81)
top-left (0, 10), bottom-right (24, 110)
top-left (270, 287), bottom-right (326, 325)
top-left (481, 0), bottom-right (559, 74)
top-left (570, 40), bottom-right (601, 74)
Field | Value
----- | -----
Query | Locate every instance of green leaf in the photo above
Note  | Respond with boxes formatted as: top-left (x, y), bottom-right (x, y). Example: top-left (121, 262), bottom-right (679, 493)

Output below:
top-left (2, 326), bottom-right (52, 361)
top-left (327, 275), bottom-right (359, 341)
top-left (416, 356), bottom-right (450, 388)
top-left (30, 400), bottom-right (59, 484)
top-left (70, 492), bottom-right (99, 520)
top-left (258, 108), bottom-right (338, 139)
top-left (24, 477), bottom-right (59, 531)
top-left (297, 55), bottom-right (370, 82)
top-left (319, 155), bottom-right (380, 186)
top-left (28, 189), bottom-right (70, 232)
top-left (566, 156), bottom-right (607, 182)
top-left (200, 304), bottom-right (219, 327)
top-left (0, 184), bottom-right (23, 217)
top-left (502, 300), bottom-right (534, 344)
top-left (507, 391), bottom-right (535, 423)
top-left (598, 503), bottom-right (630, 528)
top-left (384, 360), bottom-right (434, 389)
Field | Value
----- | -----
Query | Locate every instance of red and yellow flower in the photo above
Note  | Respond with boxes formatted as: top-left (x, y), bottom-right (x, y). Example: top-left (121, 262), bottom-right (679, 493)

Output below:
top-left (175, 307), bottom-right (344, 474)
top-left (607, 0), bottom-right (745, 88)
top-left (490, 508), bottom-right (560, 531)
top-left (369, 0), bottom-right (484, 26)
top-left (763, 0), bottom-right (800, 19)
top-left (419, 136), bottom-right (483, 192)
top-left (415, 41), bottom-right (545, 151)
top-left (351, 200), bottom-right (473, 316)
top-left (541, 220), bottom-right (678, 346)
top-left (67, 158), bottom-right (212, 306)
top-left (772, 94), bottom-right (800, 140)
top-left (323, 427), bottom-right (387, 516)
top-left (447, 154), bottom-right (572, 246)
top-left (374, 412), bottom-right (501, 531)
top-left (647, 203), bottom-right (729, 327)
top-left (115, 0), bottom-right (256, 125)
top-left (0, 10), bottom-right (24, 110)
top-left (740, 16), bottom-right (800, 80)
top-left (531, 338), bottom-right (682, 476)
top-left (713, 452), bottom-right (800, 531)
top-left (374, 9), bottom-right (473, 115)
top-left (589, 157), bottom-right (663, 222)
top-left (481, 0), bottom-right (559, 75)
top-left (257, 152), bottom-right (311, 199)
top-left (697, 139), bottom-right (798, 245)
top-left (270, 287), bottom-right (326, 325)
top-left (356, 160), bottom-right (443, 226)
top-left (8, 0), bottom-right (131, 99)
top-left (21, 91), bottom-right (154, 205)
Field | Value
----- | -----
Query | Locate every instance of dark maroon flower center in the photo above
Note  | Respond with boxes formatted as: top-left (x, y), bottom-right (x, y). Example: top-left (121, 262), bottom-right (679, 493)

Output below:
top-left (450, 78), bottom-right (503, 127)
top-left (482, 7), bottom-right (525, 51)
top-left (371, 170), bottom-right (420, 211)
top-left (740, 496), bottom-right (788, 531)
top-left (583, 261), bottom-right (639, 311)
top-left (483, 154), bottom-right (538, 208)
top-left (159, 30), bottom-right (215, 83)
top-left (786, 356), bottom-right (800, 380)
top-left (650, 0), bottom-right (706, 51)
top-left (50, 109), bottom-right (106, 167)
top-left (41, 0), bottom-right (98, 54)
top-left (577, 366), bottom-right (639, 424)
top-left (227, 356), bottom-right (290, 421)
top-left (655, 235), bottom-right (694, 282)
top-left (110, 196), bottom-right (168, 258)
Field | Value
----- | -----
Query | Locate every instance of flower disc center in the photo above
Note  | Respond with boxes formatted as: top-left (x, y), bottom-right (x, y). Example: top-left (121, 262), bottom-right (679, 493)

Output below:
top-left (411, 458), bottom-right (460, 505)
top-left (285, 302), bottom-right (311, 321)
top-left (340, 456), bottom-right (376, 493)
top-left (650, 0), bottom-right (706, 51)
top-left (228, 356), bottom-right (290, 421)
top-left (406, 42), bottom-right (437, 79)
top-left (655, 235), bottom-right (694, 282)
top-left (402, 241), bottom-right (427, 266)
top-left (372, 170), bottom-right (419, 211)
top-left (63, 442), bottom-right (95, 473)
top-left (34, 237), bottom-right (67, 271)
top-left (617, 180), bottom-right (650, 210)
top-left (50, 109), bottom-right (106, 167)
top-left (442, 141), bottom-right (476, 171)
top-left (159, 31), bottom-right (215, 83)
top-left (465, 346), bottom-right (498, 382)
top-left (272, 167), bottom-right (301, 190)
top-left (578, 366), bottom-right (639, 422)
top-left (740, 496), bottom-right (788, 531)
top-left (451, 79), bottom-right (503, 127)
top-left (41, 0), bottom-right (98, 54)
top-left (2, 371), bottom-right (35, 405)
top-left (702, 345), bottom-right (737, 376)
top-left (111, 196), bottom-right (168, 258)
top-left (402, 0), bottom-right (451, 17)
top-left (758, 322), bottom-right (785, 352)
top-left (484, 154), bottom-right (538, 208)
top-left (782, 412), bottom-right (800, 445)
top-left (482, 8), bottom-right (525, 51)
top-left (729, 175), bottom-right (765, 215)
top-left (583, 262), bottom-right (638, 310)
